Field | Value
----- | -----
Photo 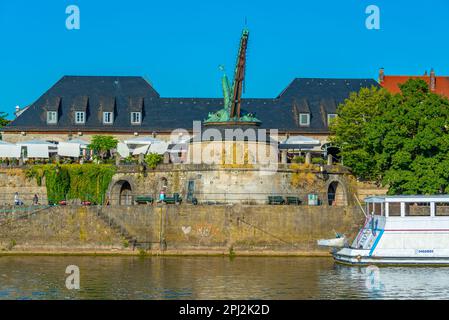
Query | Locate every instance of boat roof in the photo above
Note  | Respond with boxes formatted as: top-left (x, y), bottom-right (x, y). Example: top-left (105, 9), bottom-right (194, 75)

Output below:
top-left (365, 195), bottom-right (449, 203)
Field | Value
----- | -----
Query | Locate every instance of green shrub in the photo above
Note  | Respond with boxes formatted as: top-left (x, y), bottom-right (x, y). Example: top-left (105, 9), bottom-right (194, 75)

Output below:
top-left (123, 239), bottom-right (129, 248)
top-left (144, 153), bottom-right (163, 169)
top-left (292, 156), bottom-right (305, 164)
top-left (123, 155), bottom-right (137, 164)
top-left (311, 157), bottom-right (325, 165)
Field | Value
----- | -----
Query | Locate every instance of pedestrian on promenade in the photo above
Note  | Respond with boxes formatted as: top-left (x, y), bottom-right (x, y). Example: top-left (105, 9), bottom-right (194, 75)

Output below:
top-left (14, 192), bottom-right (23, 206)
top-left (33, 194), bottom-right (39, 206)
top-left (158, 188), bottom-right (166, 203)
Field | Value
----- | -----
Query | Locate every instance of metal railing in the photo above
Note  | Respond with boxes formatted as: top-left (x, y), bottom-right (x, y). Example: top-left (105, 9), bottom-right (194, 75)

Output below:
top-left (105, 192), bottom-right (336, 206)
top-left (0, 205), bottom-right (53, 226)
top-left (0, 191), bottom-right (341, 207)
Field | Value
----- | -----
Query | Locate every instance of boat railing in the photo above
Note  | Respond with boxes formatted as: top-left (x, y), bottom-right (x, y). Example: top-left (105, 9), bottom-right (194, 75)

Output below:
top-left (355, 215), bottom-right (372, 244)
top-left (352, 214), bottom-right (386, 249)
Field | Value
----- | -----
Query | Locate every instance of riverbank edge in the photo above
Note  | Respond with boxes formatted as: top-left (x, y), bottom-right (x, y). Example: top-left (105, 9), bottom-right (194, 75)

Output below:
top-left (0, 248), bottom-right (332, 258)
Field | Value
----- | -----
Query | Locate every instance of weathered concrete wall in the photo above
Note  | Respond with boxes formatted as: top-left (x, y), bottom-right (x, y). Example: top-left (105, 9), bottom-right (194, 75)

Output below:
top-left (0, 169), bottom-right (47, 205)
top-left (0, 164), bottom-right (376, 208)
top-left (0, 204), bottom-right (364, 255)
top-left (0, 206), bottom-right (124, 252)
top-left (109, 164), bottom-right (355, 206)
top-left (0, 165), bottom-right (366, 207)
top-left (100, 204), bottom-right (365, 254)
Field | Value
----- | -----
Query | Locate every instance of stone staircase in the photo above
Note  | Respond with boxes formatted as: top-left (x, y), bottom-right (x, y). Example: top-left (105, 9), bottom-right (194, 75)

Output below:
top-left (96, 207), bottom-right (144, 250)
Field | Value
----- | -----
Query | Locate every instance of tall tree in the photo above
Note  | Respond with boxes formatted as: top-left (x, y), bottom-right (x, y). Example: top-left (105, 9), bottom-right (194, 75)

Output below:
top-left (330, 86), bottom-right (391, 181)
top-left (88, 135), bottom-right (118, 160)
top-left (0, 112), bottom-right (10, 128)
top-left (331, 79), bottom-right (449, 195)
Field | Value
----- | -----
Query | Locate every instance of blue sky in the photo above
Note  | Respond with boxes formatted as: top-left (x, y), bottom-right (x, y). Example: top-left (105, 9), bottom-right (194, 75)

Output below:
top-left (0, 0), bottom-right (448, 117)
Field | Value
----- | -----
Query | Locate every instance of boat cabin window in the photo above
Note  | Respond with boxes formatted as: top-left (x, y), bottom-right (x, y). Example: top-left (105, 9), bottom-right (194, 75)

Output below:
top-left (404, 202), bottom-right (431, 216)
top-left (388, 202), bottom-right (401, 216)
top-left (369, 203), bottom-right (383, 215)
top-left (436, 203), bottom-right (449, 216)
top-left (366, 197), bottom-right (449, 218)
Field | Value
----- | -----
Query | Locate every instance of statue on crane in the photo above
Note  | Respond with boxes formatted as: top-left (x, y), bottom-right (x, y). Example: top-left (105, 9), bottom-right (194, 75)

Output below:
top-left (204, 29), bottom-right (261, 126)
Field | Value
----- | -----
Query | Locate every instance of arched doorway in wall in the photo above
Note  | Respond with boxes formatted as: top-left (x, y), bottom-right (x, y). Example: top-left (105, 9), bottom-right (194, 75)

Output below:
top-left (158, 177), bottom-right (168, 192)
top-left (119, 181), bottom-right (133, 205)
top-left (109, 179), bottom-right (134, 205)
top-left (156, 177), bottom-right (168, 201)
top-left (327, 181), bottom-right (346, 206)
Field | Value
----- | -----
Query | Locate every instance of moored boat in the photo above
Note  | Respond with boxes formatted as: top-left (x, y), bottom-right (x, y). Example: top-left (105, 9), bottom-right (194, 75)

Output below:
top-left (333, 195), bottom-right (449, 266)
top-left (317, 233), bottom-right (347, 248)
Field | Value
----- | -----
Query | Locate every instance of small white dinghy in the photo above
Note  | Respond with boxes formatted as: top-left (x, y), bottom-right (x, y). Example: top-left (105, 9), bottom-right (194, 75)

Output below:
top-left (317, 233), bottom-right (346, 248)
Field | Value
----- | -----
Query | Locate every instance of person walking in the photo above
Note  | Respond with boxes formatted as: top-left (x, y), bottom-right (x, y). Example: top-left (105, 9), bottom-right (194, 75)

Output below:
top-left (14, 192), bottom-right (21, 206)
top-left (33, 194), bottom-right (39, 206)
top-left (158, 188), bottom-right (166, 203)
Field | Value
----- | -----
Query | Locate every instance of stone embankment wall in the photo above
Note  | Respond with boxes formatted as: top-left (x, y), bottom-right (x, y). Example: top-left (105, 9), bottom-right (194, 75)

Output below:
top-left (109, 164), bottom-right (355, 206)
top-left (0, 166), bottom-right (385, 207)
top-left (102, 204), bottom-right (364, 254)
top-left (0, 165), bottom-right (370, 255)
top-left (0, 206), bottom-right (124, 252)
top-left (0, 204), bottom-right (364, 255)
top-left (0, 169), bottom-right (47, 205)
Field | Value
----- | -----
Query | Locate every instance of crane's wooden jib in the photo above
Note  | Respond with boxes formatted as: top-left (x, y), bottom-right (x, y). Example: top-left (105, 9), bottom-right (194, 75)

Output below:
top-left (203, 29), bottom-right (260, 126)
top-left (230, 29), bottom-right (249, 119)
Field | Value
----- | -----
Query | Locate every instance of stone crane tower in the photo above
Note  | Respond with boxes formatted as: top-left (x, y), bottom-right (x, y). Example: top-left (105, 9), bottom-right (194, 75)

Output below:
top-left (204, 29), bottom-right (261, 126)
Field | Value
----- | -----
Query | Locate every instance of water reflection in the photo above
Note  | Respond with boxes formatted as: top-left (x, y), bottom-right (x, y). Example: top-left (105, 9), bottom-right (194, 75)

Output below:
top-left (0, 256), bottom-right (448, 299)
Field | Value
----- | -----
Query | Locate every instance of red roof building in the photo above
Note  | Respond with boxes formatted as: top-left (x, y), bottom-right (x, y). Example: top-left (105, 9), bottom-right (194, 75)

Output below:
top-left (379, 68), bottom-right (449, 98)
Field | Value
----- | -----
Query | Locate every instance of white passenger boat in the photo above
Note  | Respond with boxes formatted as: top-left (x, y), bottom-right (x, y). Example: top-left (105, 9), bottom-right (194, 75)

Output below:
top-left (333, 195), bottom-right (449, 265)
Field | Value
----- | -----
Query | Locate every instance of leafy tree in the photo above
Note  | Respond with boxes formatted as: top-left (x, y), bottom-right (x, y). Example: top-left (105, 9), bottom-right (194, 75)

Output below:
top-left (0, 112), bottom-right (10, 127)
top-left (330, 86), bottom-right (391, 180)
top-left (330, 79), bottom-right (449, 195)
top-left (88, 135), bottom-right (118, 160)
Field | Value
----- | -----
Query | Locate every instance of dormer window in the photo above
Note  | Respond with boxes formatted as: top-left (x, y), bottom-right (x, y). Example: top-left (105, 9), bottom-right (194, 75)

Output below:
top-left (47, 111), bottom-right (58, 124)
top-left (103, 112), bottom-right (113, 124)
top-left (131, 112), bottom-right (141, 125)
top-left (75, 111), bottom-right (85, 124)
top-left (299, 113), bottom-right (310, 126)
top-left (327, 113), bottom-right (337, 125)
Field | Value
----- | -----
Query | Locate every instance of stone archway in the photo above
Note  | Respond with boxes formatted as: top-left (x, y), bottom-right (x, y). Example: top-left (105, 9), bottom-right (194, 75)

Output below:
top-left (159, 177), bottom-right (168, 192)
top-left (108, 177), bottom-right (136, 205)
top-left (327, 180), bottom-right (347, 206)
top-left (119, 181), bottom-right (133, 205)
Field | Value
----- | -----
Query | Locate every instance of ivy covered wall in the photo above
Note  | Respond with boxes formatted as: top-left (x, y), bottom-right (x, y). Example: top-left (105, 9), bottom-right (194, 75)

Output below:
top-left (26, 164), bottom-right (116, 204)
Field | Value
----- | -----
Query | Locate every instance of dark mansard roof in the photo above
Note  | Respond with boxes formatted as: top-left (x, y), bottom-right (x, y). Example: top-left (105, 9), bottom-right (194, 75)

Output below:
top-left (4, 76), bottom-right (379, 134)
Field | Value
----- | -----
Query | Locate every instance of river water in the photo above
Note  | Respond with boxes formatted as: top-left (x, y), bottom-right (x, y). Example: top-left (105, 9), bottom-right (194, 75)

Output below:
top-left (0, 256), bottom-right (448, 300)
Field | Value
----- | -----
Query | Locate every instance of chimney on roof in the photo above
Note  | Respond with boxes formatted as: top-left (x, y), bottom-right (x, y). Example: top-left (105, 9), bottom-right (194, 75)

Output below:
top-left (379, 68), bottom-right (385, 84)
top-left (14, 105), bottom-right (20, 118)
top-left (430, 68), bottom-right (436, 92)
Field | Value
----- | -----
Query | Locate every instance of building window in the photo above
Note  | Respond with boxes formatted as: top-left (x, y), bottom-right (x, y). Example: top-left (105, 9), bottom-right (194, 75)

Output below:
top-left (131, 112), bottom-right (141, 125)
top-left (47, 111), bottom-right (58, 124)
top-left (299, 113), bottom-right (310, 126)
top-left (327, 113), bottom-right (337, 125)
top-left (103, 112), bottom-right (113, 124)
top-left (75, 111), bottom-right (85, 124)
